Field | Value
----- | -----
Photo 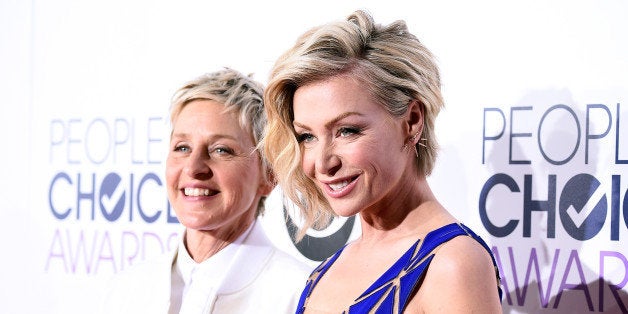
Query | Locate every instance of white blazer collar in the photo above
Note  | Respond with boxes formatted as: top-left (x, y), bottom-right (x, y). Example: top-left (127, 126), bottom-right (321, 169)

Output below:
top-left (214, 219), bottom-right (274, 295)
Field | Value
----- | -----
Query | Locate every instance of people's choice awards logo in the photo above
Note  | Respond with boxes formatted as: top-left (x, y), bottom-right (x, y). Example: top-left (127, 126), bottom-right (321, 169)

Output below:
top-left (45, 116), bottom-right (179, 275)
top-left (481, 101), bottom-right (628, 311)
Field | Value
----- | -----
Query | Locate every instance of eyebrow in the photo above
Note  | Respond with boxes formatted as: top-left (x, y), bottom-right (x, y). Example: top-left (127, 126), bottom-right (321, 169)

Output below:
top-left (293, 111), bottom-right (364, 130)
top-left (170, 132), bottom-right (239, 142)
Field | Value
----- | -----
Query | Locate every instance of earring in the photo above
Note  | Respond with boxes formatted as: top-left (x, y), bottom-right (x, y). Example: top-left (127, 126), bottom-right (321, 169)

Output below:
top-left (409, 132), bottom-right (420, 143)
top-left (418, 138), bottom-right (427, 148)
top-left (403, 132), bottom-right (423, 158)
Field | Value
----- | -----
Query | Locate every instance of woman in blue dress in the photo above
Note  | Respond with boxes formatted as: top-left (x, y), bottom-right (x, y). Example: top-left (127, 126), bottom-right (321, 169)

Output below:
top-left (263, 10), bottom-right (503, 313)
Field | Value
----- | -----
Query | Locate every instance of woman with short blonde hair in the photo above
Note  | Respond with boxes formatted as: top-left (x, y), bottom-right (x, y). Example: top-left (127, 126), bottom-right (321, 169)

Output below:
top-left (263, 10), bottom-right (502, 313)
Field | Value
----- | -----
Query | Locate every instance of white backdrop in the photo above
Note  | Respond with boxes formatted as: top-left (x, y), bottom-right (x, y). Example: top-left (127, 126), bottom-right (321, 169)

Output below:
top-left (1, 0), bottom-right (627, 313)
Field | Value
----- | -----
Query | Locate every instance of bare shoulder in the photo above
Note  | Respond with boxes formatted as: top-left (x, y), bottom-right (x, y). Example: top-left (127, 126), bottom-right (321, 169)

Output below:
top-left (411, 235), bottom-right (502, 313)
top-left (433, 235), bottom-right (494, 275)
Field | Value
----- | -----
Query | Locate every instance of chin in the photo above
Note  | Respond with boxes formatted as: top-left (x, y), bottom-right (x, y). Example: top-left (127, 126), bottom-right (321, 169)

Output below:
top-left (178, 215), bottom-right (213, 230)
top-left (182, 222), bottom-right (209, 231)
top-left (331, 207), bottom-right (360, 218)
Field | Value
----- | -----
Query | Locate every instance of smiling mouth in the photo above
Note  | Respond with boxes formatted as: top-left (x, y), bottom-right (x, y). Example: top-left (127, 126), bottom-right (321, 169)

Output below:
top-left (183, 187), bottom-right (218, 196)
top-left (327, 176), bottom-right (358, 191)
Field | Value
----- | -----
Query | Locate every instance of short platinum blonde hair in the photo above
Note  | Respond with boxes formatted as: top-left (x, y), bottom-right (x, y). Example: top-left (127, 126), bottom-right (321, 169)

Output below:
top-left (170, 68), bottom-right (270, 216)
top-left (263, 10), bottom-right (444, 235)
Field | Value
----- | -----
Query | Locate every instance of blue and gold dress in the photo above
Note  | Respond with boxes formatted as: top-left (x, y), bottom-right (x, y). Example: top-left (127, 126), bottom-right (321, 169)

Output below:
top-left (295, 223), bottom-right (502, 314)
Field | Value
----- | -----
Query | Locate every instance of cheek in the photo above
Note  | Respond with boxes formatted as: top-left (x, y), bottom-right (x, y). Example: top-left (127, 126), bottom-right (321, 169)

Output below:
top-left (165, 159), bottom-right (180, 188)
top-left (224, 160), bottom-right (261, 189)
top-left (352, 140), bottom-right (387, 169)
top-left (300, 150), bottom-right (316, 177)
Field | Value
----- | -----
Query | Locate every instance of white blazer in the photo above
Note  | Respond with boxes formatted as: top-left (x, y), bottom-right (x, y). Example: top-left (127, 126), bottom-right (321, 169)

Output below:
top-left (100, 220), bottom-right (312, 314)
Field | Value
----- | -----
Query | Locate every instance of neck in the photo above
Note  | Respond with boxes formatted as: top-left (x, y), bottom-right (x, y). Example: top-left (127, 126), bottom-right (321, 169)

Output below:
top-left (359, 176), bottom-right (451, 242)
top-left (184, 218), bottom-right (254, 263)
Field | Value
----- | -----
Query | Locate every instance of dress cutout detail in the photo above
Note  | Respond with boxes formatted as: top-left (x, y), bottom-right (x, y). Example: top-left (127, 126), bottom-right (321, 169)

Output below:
top-left (295, 223), bottom-right (502, 314)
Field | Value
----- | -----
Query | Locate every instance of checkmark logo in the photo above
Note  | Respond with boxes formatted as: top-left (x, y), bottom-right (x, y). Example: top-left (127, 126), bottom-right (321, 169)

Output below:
top-left (559, 173), bottom-right (607, 241)
top-left (99, 173), bottom-right (126, 221)
top-left (566, 185), bottom-right (605, 228)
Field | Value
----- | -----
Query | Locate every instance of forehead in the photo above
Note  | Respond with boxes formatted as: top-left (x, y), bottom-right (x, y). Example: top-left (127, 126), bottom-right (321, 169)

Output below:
top-left (292, 75), bottom-right (387, 124)
top-left (295, 74), bottom-right (362, 100)
top-left (172, 100), bottom-right (250, 137)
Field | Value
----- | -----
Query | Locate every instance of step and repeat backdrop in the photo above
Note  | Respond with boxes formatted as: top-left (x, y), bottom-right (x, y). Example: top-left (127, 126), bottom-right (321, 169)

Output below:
top-left (1, 0), bottom-right (627, 313)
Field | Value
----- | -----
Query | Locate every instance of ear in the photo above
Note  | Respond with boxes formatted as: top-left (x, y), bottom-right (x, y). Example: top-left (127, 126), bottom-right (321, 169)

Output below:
top-left (258, 169), bottom-right (276, 196)
top-left (404, 100), bottom-right (424, 141)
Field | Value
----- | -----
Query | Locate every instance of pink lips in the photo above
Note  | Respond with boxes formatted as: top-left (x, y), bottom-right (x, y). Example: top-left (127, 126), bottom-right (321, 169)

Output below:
top-left (322, 175), bottom-right (359, 198)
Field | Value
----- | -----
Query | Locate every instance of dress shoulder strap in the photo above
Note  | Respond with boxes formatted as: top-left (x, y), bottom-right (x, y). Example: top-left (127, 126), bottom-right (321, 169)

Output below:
top-left (349, 223), bottom-right (469, 313)
top-left (295, 223), bottom-right (502, 314)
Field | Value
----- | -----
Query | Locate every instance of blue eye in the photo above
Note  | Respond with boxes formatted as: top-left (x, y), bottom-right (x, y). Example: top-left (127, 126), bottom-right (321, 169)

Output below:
top-left (338, 127), bottom-right (360, 137)
top-left (212, 146), bottom-right (234, 155)
top-left (297, 133), bottom-right (315, 143)
top-left (173, 144), bottom-right (190, 153)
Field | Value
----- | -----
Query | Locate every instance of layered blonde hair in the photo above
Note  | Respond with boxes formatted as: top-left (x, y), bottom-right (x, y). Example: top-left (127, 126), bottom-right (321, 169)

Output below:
top-left (263, 10), bottom-right (444, 237)
top-left (170, 68), bottom-right (270, 216)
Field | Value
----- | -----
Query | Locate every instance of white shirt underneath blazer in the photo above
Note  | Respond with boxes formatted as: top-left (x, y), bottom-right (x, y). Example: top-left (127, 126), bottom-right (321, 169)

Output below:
top-left (100, 220), bottom-right (312, 314)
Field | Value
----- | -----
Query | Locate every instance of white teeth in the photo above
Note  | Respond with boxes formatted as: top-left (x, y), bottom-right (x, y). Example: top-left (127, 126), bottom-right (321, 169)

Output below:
top-left (184, 188), bottom-right (211, 196)
top-left (328, 180), bottom-right (350, 191)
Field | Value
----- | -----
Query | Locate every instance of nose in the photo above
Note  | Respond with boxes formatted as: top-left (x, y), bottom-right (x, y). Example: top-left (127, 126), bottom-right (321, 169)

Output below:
top-left (314, 141), bottom-right (341, 176)
top-left (184, 149), bottom-right (212, 178)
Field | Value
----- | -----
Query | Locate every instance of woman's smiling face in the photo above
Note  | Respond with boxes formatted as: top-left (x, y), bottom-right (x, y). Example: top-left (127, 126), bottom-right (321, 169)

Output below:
top-left (166, 99), bottom-right (270, 233)
top-left (292, 74), bottom-right (410, 217)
